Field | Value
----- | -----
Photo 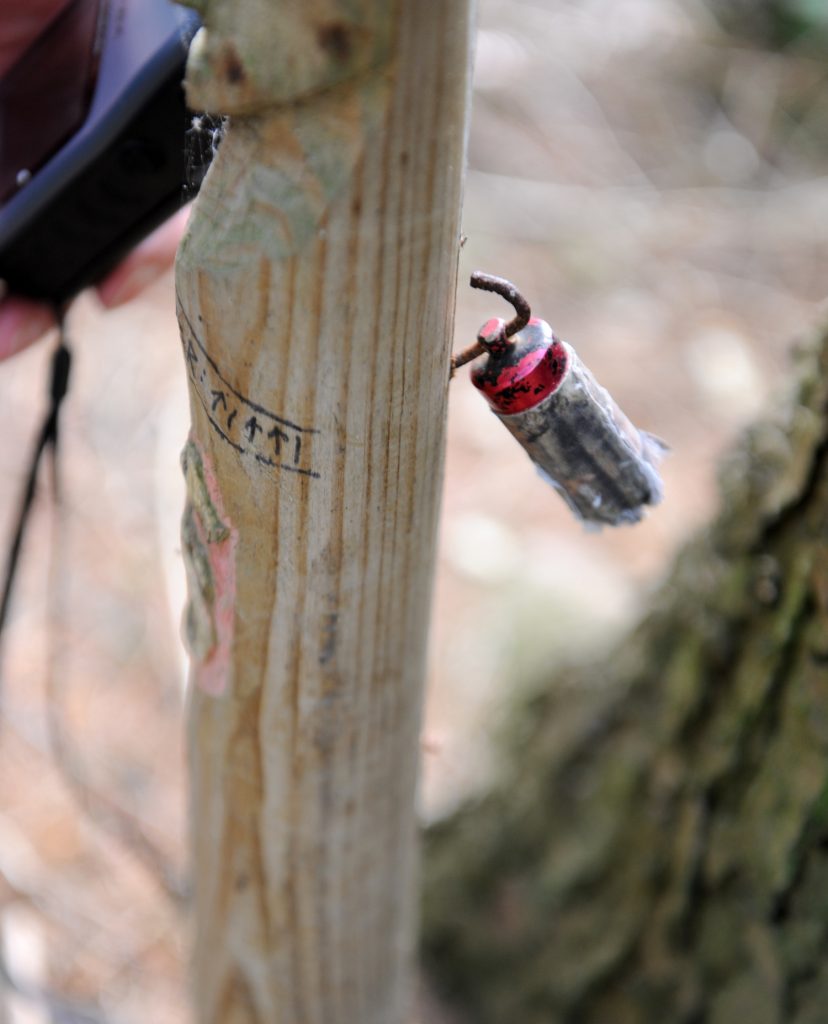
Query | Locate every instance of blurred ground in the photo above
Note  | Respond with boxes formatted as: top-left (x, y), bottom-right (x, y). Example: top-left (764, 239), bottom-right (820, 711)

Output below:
top-left (1, 0), bottom-right (827, 1020)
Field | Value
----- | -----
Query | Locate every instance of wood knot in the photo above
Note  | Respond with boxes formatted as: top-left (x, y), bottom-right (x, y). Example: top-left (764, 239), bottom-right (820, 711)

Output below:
top-left (221, 42), bottom-right (246, 85)
top-left (317, 22), bottom-right (352, 61)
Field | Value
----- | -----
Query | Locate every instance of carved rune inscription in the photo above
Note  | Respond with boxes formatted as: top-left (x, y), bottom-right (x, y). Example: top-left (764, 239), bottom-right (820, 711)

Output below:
top-left (178, 306), bottom-right (320, 479)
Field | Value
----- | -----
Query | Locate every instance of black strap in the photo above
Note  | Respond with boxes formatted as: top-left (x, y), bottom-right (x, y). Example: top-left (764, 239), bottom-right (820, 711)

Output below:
top-left (0, 324), bottom-right (72, 654)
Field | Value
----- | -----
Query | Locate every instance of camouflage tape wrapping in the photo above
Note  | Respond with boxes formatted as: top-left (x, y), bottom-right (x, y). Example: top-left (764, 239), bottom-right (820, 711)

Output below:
top-left (496, 342), bottom-right (666, 527)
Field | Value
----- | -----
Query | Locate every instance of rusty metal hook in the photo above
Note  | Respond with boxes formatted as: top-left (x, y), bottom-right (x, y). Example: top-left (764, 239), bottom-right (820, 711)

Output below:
top-left (469, 272), bottom-right (531, 339)
top-left (450, 272), bottom-right (532, 376)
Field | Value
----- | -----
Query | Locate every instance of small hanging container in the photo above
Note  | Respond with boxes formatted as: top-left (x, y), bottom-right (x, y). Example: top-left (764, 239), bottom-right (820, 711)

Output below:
top-left (456, 274), bottom-right (666, 527)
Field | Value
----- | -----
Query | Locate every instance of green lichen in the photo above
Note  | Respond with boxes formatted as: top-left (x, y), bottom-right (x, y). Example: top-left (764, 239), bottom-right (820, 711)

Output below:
top-left (180, 440), bottom-right (231, 661)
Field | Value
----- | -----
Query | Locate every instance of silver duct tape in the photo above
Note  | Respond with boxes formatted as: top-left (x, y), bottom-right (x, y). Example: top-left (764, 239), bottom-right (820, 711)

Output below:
top-left (496, 343), bottom-right (666, 526)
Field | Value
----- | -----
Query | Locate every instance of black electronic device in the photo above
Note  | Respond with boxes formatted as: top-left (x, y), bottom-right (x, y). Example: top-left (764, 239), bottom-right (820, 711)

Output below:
top-left (0, 0), bottom-right (208, 303)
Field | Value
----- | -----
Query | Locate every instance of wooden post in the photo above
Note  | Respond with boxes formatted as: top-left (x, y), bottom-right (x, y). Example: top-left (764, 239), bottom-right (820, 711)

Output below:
top-left (175, 2), bottom-right (473, 1021)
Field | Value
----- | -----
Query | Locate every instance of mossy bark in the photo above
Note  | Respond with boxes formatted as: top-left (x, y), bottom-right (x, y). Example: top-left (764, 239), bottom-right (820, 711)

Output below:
top-left (423, 320), bottom-right (828, 1024)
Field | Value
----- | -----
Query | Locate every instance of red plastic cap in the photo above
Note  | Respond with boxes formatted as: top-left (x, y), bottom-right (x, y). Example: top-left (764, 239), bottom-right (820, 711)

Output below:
top-left (471, 317), bottom-right (568, 414)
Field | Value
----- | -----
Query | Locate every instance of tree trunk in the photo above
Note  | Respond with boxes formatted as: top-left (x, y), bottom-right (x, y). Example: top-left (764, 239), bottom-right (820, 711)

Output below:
top-left (174, 2), bottom-right (473, 1022)
top-left (423, 319), bottom-right (828, 1024)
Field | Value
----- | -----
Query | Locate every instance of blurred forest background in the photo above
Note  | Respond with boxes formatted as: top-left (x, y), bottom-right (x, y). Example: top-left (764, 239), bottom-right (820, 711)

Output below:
top-left (0, 0), bottom-right (827, 1020)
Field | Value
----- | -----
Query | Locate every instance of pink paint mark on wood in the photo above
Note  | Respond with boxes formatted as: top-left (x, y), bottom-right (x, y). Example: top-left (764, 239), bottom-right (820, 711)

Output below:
top-left (184, 437), bottom-right (238, 697)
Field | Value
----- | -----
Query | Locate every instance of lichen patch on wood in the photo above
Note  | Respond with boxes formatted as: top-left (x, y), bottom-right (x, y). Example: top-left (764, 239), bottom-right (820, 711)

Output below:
top-left (181, 438), bottom-right (237, 696)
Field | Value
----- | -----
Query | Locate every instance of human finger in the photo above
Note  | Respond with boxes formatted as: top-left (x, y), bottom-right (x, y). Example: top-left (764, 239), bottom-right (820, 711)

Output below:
top-left (95, 205), bottom-right (191, 309)
top-left (0, 295), bottom-right (56, 361)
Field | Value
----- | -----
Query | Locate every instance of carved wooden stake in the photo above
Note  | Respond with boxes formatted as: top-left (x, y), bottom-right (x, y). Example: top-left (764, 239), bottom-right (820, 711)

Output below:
top-left (175, 2), bottom-right (473, 1020)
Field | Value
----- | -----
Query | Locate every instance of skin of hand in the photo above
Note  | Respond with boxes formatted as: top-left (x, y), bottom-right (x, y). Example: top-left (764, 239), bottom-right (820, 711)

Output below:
top-left (0, 0), bottom-right (188, 360)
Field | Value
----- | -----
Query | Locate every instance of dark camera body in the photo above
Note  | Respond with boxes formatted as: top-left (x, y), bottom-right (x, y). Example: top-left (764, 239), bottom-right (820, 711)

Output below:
top-left (0, 0), bottom-right (205, 304)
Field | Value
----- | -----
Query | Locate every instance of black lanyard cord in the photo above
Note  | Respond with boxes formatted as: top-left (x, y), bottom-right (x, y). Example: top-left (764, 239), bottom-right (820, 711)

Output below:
top-left (0, 323), bottom-right (72, 653)
top-left (0, 318), bottom-right (187, 909)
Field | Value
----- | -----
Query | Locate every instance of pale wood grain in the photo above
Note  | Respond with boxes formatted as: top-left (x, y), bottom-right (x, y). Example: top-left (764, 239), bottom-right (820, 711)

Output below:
top-left (175, 2), bottom-right (474, 1020)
